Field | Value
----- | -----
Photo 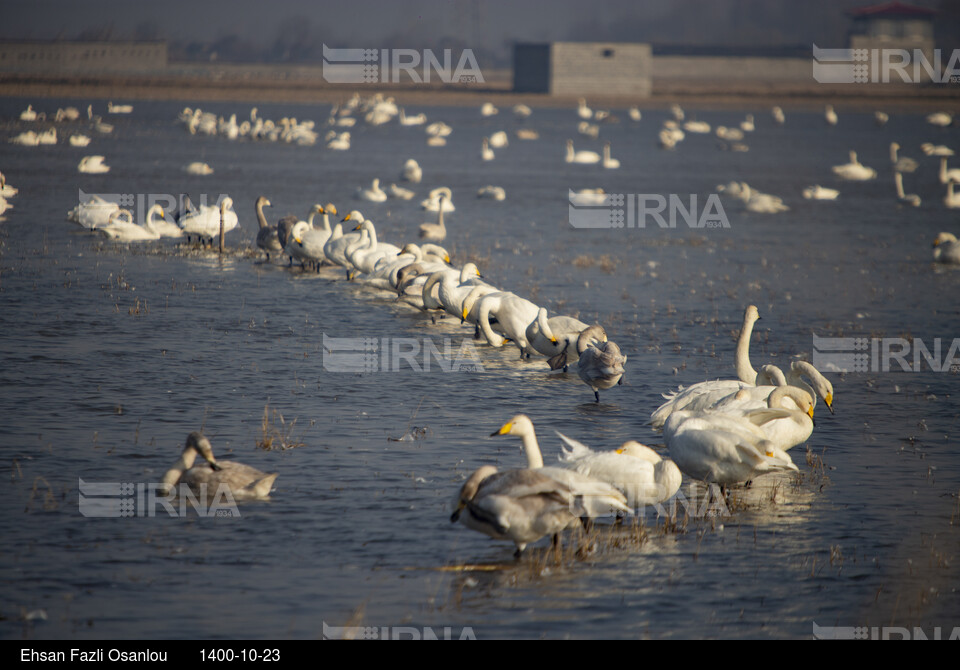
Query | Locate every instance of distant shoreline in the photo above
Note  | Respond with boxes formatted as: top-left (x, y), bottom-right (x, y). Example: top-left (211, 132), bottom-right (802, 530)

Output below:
top-left (2, 71), bottom-right (960, 112)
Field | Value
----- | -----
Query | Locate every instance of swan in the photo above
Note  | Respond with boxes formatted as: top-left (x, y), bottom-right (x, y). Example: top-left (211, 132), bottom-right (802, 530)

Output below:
top-left (388, 183), bottom-right (415, 200)
top-left (663, 409), bottom-right (798, 488)
top-left (421, 187), bottom-right (455, 212)
top-left (0, 172), bottom-right (18, 198)
top-left (831, 151), bottom-right (876, 181)
top-left (740, 114), bottom-right (755, 132)
top-left (69, 134), bottom-right (91, 147)
top-left (399, 108), bottom-right (426, 126)
top-left (577, 98), bottom-right (593, 120)
top-left (921, 143), bottom-right (953, 157)
top-left (477, 185), bottom-right (506, 201)
top-left (323, 214), bottom-right (363, 267)
top-left (938, 157), bottom-right (960, 184)
top-left (159, 432), bottom-right (277, 501)
top-left (419, 196), bottom-right (447, 242)
top-left (490, 415), bottom-right (630, 520)
top-left (670, 103), bottom-right (685, 121)
top-left (327, 132), bottom-right (351, 150)
top-left (425, 121), bottom-right (452, 137)
top-left (739, 183), bottom-right (789, 213)
top-left (183, 161), bottom-right (214, 175)
top-left (682, 120), bottom-right (711, 134)
top-left (716, 126), bottom-right (745, 141)
top-left (37, 128), bottom-right (57, 145)
top-left (360, 243), bottom-right (450, 290)
top-left (576, 325), bottom-right (626, 403)
top-left (568, 188), bottom-right (608, 206)
top-left (932, 232), bottom-right (960, 264)
top-left (10, 131), bottom-right (40, 146)
top-left (705, 384), bottom-right (815, 451)
top-left (628, 106), bottom-right (642, 122)
top-left (513, 104), bottom-right (532, 118)
top-left (825, 104), bottom-right (838, 126)
top-left (565, 140), bottom-right (600, 164)
top-left (473, 291), bottom-right (541, 356)
top-left (355, 178), bottom-right (387, 202)
top-left (98, 209), bottom-right (160, 243)
top-left (555, 433), bottom-right (682, 508)
top-left (0, 195), bottom-right (12, 216)
top-left (179, 197), bottom-right (239, 243)
top-left (345, 219), bottom-right (401, 276)
top-left (927, 112), bottom-right (952, 127)
top-left (526, 307), bottom-right (588, 361)
top-left (771, 106), bottom-right (785, 124)
top-left (107, 102), bottom-right (133, 114)
top-left (803, 185), bottom-right (840, 200)
top-left (68, 195), bottom-right (120, 229)
top-left (426, 135), bottom-right (447, 147)
top-left (889, 142), bottom-right (917, 173)
top-left (254, 196), bottom-right (282, 260)
top-left (481, 137), bottom-right (495, 161)
top-left (874, 111), bottom-right (889, 126)
top-left (401, 158), bottom-right (423, 183)
top-left (78, 155), bottom-right (110, 174)
top-left (578, 121), bottom-right (599, 139)
top-left (288, 215), bottom-right (332, 270)
top-left (489, 131), bottom-right (509, 148)
top-left (480, 102), bottom-right (498, 116)
top-left (451, 465), bottom-right (586, 558)
top-left (894, 172), bottom-right (921, 207)
top-left (421, 263), bottom-right (488, 319)
top-left (516, 128), bottom-right (539, 140)
top-left (601, 142), bottom-right (620, 169)
top-left (145, 204), bottom-right (183, 238)
top-left (20, 105), bottom-right (38, 121)
top-left (944, 182), bottom-right (960, 209)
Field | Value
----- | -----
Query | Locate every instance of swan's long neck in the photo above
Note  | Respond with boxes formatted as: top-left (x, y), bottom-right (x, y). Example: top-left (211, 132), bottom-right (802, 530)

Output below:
top-left (421, 272), bottom-right (444, 310)
top-left (518, 425), bottom-right (544, 468)
top-left (159, 447), bottom-right (198, 493)
top-left (895, 173), bottom-right (906, 198)
top-left (537, 308), bottom-right (556, 342)
top-left (735, 311), bottom-right (759, 384)
top-left (783, 368), bottom-right (816, 403)
top-left (307, 209), bottom-right (318, 228)
top-left (478, 299), bottom-right (505, 347)
top-left (890, 144), bottom-right (898, 163)
top-left (437, 205), bottom-right (445, 231)
top-left (256, 200), bottom-right (269, 229)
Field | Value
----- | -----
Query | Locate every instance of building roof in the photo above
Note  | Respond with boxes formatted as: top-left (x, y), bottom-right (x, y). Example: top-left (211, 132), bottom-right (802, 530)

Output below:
top-left (847, 2), bottom-right (937, 18)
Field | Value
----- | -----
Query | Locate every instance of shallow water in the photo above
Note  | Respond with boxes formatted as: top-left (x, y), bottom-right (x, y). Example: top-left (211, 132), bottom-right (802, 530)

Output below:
top-left (1, 98), bottom-right (958, 639)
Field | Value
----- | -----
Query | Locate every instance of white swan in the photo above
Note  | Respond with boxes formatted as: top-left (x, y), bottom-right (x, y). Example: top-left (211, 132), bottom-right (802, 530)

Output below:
top-left (490, 415), bottom-right (630, 519)
top-left (183, 161), bottom-right (214, 175)
top-left (0, 195), bottom-right (13, 216)
top-left (159, 432), bottom-right (277, 501)
top-left (421, 187), bottom-right (455, 212)
top-left (705, 384), bottom-right (816, 451)
top-left (323, 212), bottom-right (364, 267)
top-left (628, 106), bottom-right (642, 122)
top-left (355, 178), bottom-right (387, 202)
top-left (938, 157), bottom-right (960, 185)
top-left (740, 114), bottom-right (755, 132)
top-left (0, 172), bottom-right (18, 198)
top-left (927, 112), bottom-right (952, 127)
top-left (480, 102), bottom-right (498, 117)
top-left (578, 121), bottom-right (599, 139)
top-left (933, 232), bottom-right (960, 264)
top-left (894, 172), bottom-right (921, 207)
top-left (889, 142), bottom-right (917, 173)
top-left (682, 120), bottom-right (711, 134)
top-left (69, 134), bottom-right (91, 147)
top-left (327, 132), bottom-right (351, 150)
top-left (576, 325), bottom-right (626, 402)
top-left (874, 111), bottom-right (889, 126)
top-left (68, 195), bottom-right (120, 229)
top-left (525, 307), bottom-right (587, 361)
top-left (602, 142), bottom-right (620, 169)
top-left (388, 183), bottom-right (415, 200)
top-left (577, 98), bottom-right (593, 120)
top-left (739, 183), bottom-right (789, 213)
top-left (663, 410), bottom-right (798, 488)
top-left (419, 196), bottom-right (447, 242)
top-left (565, 139), bottom-right (600, 164)
top-left (107, 102), bottom-right (133, 114)
top-left (921, 143), bottom-right (953, 157)
top-left (489, 131), bottom-right (509, 148)
top-left (145, 203), bottom-right (183, 238)
top-left (401, 158), bottom-right (423, 183)
top-left (473, 291), bottom-right (541, 356)
top-left (771, 106), bottom-right (785, 124)
top-left (825, 104), bottom-right (838, 126)
top-left (513, 104), bottom-right (532, 119)
top-left (944, 182), bottom-right (960, 209)
top-left (78, 155), bottom-right (110, 174)
top-left (476, 185), bottom-right (506, 201)
top-left (516, 128), bottom-right (539, 140)
top-left (555, 433), bottom-right (682, 508)
top-left (345, 219), bottom-right (401, 276)
top-left (450, 465), bottom-right (585, 558)
top-left (179, 197), bottom-right (239, 242)
top-left (421, 263), bottom-right (488, 319)
top-left (802, 185), bottom-right (839, 200)
top-left (37, 128), bottom-right (57, 145)
top-left (10, 131), bottom-right (40, 146)
top-left (399, 108), bottom-right (426, 126)
top-left (716, 126), bottom-right (744, 141)
top-left (832, 151), bottom-right (876, 181)
top-left (568, 188), bottom-right (608, 206)
top-left (481, 137), bottom-right (495, 161)
top-left (99, 209), bottom-right (160, 243)
top-left (20, 105), bottom-right (38, 121)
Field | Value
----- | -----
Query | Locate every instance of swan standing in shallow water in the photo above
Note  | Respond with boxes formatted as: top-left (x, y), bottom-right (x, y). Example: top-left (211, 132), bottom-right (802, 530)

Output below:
top-left (556, 433), bottom-right (682, 508)
top-left (451, 465), bottom-right (585, 558)
top-left (933, 232), bottom-right (960, 264)
top-left (894, 172), bottom-right (920, 207)
top-left (472, 291), bottom-right (541, 356)
top-left (254, 196), bottom-right (281, 260)
top-left (419, 195), bottom-right (448, 242)
top-left (602, 142), bottom-right (620, 169)
top-left (481, 137), bottom-right (495, 161)
top-left (98, 209), bottom-right (160, 242)
top-left (78, 155), bottom-right (110, 174)
top-left (159, 432), bottom-right (277, 500)
top-left (525, 307), bottom-right (587, 362)
top-left (706, 384), bottom-right (816, 451)
top-left (490, 415), bottom-right (630, 520)
top-left (938, 157), bottom-right (960, 185)
top-left (576, 325), bottom-right (626, 403)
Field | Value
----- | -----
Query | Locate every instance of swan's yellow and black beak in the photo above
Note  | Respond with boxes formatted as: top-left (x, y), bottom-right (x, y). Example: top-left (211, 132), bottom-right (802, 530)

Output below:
top-left (551, 336), bottom-right (558, 344)
top-left (450, 501), bottom-right (465, 523)
top-left (341, 213), bottom-right (352, 222)
top-left (444, 254), bottom-right (451, 263)
top-left (491, 421), bottom-right (513, 437)
top-left (825, 393), bottom-right (834, 414)
top-left (353, 223), bottom-right (362, 231)
top-left (807, 406), bottom-right (815, 420)
top-left (461, 307), bottom-right (470, 322)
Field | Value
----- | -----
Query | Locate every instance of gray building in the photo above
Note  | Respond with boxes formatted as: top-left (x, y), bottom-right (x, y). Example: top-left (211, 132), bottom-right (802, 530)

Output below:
top-left (0, 41), bottom-right (167, 74)
top-left (513, 42), bottom-right (652, 97)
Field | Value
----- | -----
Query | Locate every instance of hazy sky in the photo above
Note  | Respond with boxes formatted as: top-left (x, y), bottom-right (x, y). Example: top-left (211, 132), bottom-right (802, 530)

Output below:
top-left (0, 0), bottom-right (947, 61)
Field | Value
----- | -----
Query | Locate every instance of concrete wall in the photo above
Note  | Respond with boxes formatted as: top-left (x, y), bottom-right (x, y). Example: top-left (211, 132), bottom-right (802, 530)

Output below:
top-left (514, 42), bottom-right (652, 96)
top-left (0, 41), bottom-right (167, 74)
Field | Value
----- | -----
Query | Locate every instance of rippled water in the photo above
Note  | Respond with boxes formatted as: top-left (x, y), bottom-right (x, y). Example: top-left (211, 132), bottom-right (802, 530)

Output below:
top-left (1, 97), bottom-right (958, 639)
